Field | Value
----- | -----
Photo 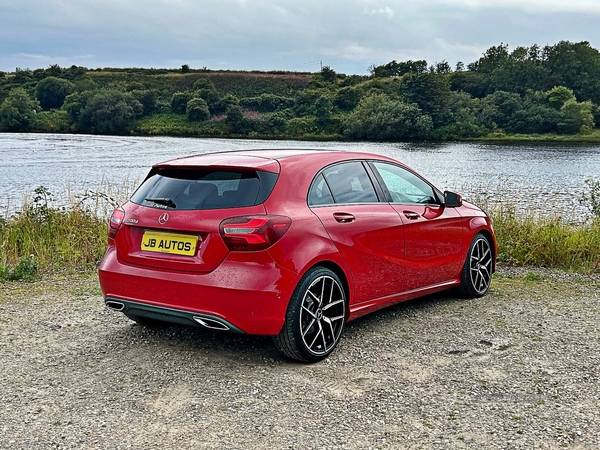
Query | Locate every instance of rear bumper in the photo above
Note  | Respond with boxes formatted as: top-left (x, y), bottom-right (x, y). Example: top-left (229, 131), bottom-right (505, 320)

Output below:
top-left (98, 246), bottom-right (300, 335)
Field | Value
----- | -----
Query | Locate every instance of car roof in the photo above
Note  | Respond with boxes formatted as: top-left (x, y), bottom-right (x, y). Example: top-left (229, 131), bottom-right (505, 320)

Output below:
top-left (153, 149), bottom-right (399, 173)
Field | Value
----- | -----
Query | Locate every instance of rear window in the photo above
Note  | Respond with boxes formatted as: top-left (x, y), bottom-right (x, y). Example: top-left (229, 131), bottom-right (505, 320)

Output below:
top-left (130, 168), bottom-right (278, 210)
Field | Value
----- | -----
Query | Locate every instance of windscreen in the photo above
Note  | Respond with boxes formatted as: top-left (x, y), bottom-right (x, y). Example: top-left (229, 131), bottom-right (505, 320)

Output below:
top-left (130, 168), bottom-right (278, 210)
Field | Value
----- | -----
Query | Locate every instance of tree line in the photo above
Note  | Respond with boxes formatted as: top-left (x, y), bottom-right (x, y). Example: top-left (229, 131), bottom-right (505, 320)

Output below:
top-left (0, 40), bottom-right (598, 139)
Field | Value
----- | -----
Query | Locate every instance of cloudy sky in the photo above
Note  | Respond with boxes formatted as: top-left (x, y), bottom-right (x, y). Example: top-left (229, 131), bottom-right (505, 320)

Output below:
top-left (1, 0), bottom-right (599, 75)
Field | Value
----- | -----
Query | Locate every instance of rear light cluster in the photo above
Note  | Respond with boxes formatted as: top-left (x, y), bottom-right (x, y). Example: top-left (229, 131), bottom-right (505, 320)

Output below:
top-left (108, 207), bottom-right (125, 240)
top-left (219, 215), bottom-right (291, 251)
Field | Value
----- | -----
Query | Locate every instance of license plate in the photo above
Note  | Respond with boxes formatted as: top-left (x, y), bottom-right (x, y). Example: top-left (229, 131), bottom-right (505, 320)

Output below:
top-left (141, 231), bottom-right (198, 256)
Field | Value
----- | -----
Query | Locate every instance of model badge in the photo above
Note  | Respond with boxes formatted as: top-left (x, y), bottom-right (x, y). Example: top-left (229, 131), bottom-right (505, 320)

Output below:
top-left (158, 212), bottom-right (169, 225)
top-left (123, 218), bottom-right (138, 224)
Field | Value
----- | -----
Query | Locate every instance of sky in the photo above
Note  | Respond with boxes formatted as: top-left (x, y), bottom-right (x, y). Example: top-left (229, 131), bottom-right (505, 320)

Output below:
top-left (1, 0), bottom-right (600, 75)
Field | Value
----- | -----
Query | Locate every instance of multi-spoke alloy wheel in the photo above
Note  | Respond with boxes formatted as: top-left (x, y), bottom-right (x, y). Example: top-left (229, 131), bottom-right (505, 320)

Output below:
top-left (459, 233), bottom-right (493, 298)
top-left (274, 267), bottom-right (346, 362)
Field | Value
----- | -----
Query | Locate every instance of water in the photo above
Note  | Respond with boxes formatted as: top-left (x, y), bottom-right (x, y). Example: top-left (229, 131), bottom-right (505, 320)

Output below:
top-left (1, 133), bottom-right (599, 221)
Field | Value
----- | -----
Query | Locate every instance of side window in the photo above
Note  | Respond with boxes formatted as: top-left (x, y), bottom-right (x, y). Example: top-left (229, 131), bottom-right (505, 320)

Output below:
top-left (372, 162), bottom-right (438, 204)
top-left (308, 173), bottom-right (334, 206)
top-left (322, 161), bottom-right (378, 204)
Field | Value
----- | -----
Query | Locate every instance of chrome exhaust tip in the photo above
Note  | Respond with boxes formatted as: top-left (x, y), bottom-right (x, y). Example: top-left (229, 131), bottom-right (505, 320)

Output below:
top-left (105, 300), bottom-right (125, 312)
top-left (193, 316), bottom-right (230, 331)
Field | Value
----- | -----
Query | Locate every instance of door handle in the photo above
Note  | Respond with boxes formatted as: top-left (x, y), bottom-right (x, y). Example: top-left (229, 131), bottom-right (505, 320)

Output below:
top-left (403, 211), bottom-right (420, 220)
top-left (333, 212), bottom-right (355, 223)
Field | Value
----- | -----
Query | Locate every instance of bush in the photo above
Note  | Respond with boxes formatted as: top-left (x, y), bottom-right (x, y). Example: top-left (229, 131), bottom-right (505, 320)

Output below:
top-left (170, 91), bottom-right (193, 114)
top-left (186, 97), bottom-right (210, 121)
top-left (0, 87), bottom-right (41, 131)
top-left (343, 94), bottom-right (433, 139)
top-left (35, 76), bottom-right (74, 109)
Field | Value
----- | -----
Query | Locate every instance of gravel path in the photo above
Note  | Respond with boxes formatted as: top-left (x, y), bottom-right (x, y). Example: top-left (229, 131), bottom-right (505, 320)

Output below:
top-left (0, 268), bottom-right (599, 449)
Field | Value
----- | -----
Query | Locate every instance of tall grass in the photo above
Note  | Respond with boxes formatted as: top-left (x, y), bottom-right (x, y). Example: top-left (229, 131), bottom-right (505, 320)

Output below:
top-left (489, 205), bottom-right (600, 272)
top-left (1, 183), bottom-right (600, 281)
top-left (0, 183), bottom-right (135, 280)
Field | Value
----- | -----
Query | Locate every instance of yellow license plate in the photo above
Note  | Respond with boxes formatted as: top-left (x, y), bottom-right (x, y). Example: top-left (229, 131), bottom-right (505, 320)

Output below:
top-left (141, 231), bottom-right (198, 256)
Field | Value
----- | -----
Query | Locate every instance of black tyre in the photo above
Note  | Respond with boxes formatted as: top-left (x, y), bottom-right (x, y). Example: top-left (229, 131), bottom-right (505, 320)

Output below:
top-left (458, 233), bottom-right (493, 298)
top-left (274, 267), bottom-right (346, 362)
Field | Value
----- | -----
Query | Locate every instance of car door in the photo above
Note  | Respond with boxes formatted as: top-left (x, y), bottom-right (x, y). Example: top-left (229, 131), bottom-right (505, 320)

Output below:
top-left (369, 161), bottom-right (464, 290)
top-left (308, 161), bottom-right (405, 304)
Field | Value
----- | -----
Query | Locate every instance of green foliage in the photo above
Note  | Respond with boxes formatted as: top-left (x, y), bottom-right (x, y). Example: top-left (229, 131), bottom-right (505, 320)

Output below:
top-left (0, 187), bottom-right (106, 275)
top-left (400, 73), bottom-right (452, 126)
top-left (546, 86), bottom-right (576, 110)
top-left (35, 76), bottom-right (74, 109)
top-left (489, 205), bottom-right (600, 272)
top-left (171, 91), bottom-right (193, 114)
top-left (294, 89), bottom-right (330, 116)
top-left (240, 93), bottom-right (294, 112)
top-left (29, 110), bottom-right (70, 133)
top-left (369, 60), bottom-right (427, 78)
top-left (558, 99), bottom-right (595, 134)
top-left (0, 87), bottom-right (41, 131)
top-left (131, 89), bottom-right (160, 115)
top-left (334, 86), bottom-right (363, 110)
top-left (63, 89), bottom-right (143, 133)
top-left (192, 77), bottom-right (216, 91)
top-left (0, 256), bottom-right (38, 281)
top-left (343, 94), bottom-right (433, 139)
top-left (186, 97), bottom-right (210, 121)
top-left (320, 66), bottom-right (337, 83)
top-left (314, 95), bottom-right (333, 124)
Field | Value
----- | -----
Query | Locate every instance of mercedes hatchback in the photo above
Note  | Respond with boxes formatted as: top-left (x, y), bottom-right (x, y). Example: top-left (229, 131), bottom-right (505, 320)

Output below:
top-left (99, 149), bottom-right (497, 361)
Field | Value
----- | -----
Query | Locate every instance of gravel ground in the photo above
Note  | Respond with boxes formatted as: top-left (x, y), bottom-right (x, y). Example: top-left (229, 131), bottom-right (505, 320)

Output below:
top-left (0, 267), bottom-right (599, 449)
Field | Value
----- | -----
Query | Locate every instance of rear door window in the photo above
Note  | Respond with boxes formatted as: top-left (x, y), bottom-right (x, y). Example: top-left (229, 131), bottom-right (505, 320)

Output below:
top-left (130, 169), bottom-right (277, 210)
top-left (314, 161), bottom-right (379, 204)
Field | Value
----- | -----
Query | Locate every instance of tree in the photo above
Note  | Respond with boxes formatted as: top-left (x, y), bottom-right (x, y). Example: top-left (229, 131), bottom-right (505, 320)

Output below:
top-left (435, 60), bottom-right (452, 74)
top-left (546, 86), bottom-right (576, 110)
top-left (181, 64), bottom-right (190, 74)
top-left (343, 94), bottom-right (433, 139)
top-left (369, 60), bottom-right (427, 78)
top-left (558, 100), bottom-right (595, 134)
top-left (314, 95), bottom-right (332, 124)
top-left (400, 73), bottom-right (452, 126)
top-left (320, 66), bottom-right (337, 83)
top-left (0, 87), bottom-right (40, 131)
top-left (35, 76), bottom-right (74, 109)
top-left (186, 97), bottom-right (210, 121)
top-left (75, 90), bottom-right (143, 134)
top-left (171, 92), bottom-right (193, 114)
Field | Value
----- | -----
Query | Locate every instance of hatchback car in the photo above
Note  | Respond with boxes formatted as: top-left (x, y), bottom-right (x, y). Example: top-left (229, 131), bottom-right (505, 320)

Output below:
top-left (99, 149), bottom-right (496, 361)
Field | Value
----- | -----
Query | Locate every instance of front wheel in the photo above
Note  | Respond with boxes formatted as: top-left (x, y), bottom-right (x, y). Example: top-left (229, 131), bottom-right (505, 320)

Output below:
top-left (274, 267), bottom-right (346, 362)
top-left (458, 233), bottom-right (493, 298)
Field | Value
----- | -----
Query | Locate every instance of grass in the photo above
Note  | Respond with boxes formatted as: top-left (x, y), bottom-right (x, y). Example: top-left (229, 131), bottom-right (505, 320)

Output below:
top-left (1, 185), bottom-right (599, 281)
top-left (489, 205), bottom-right (600, 273)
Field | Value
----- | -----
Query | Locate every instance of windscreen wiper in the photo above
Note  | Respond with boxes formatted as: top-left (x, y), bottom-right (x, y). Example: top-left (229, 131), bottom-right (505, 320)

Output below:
top-left (145, 197), bottom-right (177, 208)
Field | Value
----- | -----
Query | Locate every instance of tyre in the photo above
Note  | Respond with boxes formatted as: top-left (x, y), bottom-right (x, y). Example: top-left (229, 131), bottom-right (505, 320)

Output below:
top-left (458, 233), bottom-right (493, 298)
top-left (274, 267), bottom-right (346, 362)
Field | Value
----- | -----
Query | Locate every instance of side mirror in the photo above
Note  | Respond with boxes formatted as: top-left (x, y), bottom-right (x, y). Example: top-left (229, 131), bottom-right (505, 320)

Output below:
top-left (444, 191), bottom-right (462, 207)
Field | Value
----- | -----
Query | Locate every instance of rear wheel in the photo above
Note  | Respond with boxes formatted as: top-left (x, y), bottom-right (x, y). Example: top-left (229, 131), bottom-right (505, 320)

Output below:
top-left (274, 267), bottom-right (346, 362)
top-left (459, 233), bottom-right (493, 298)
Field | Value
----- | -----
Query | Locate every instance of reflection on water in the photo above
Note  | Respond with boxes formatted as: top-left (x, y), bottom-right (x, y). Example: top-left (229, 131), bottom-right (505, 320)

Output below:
top-left (1, 133), bottom-right (599, 222)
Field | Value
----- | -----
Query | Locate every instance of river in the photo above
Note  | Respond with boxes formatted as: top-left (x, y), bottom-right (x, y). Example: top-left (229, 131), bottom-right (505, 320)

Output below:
top-left (1, 133), bottom-right (599, 222)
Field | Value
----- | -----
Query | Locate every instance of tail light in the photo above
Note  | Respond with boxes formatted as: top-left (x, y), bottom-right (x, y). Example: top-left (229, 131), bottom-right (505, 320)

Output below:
top-left (108, 207), bottom-right (125, 240)
top-left (219, 215), bottom-right (291, 251)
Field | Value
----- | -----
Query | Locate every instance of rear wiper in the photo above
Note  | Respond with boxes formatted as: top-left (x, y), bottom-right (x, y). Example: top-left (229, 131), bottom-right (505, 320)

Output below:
top-left (145, 197), bottom-right (177, 208)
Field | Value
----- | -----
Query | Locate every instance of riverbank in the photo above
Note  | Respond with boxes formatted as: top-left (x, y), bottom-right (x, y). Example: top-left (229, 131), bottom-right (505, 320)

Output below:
top-left (1, 268), bottom-right (598, 449)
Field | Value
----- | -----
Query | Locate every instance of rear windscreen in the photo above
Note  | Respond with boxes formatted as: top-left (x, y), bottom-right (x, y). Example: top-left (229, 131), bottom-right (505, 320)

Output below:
top-left (130, 168), bottom-right (278, 210)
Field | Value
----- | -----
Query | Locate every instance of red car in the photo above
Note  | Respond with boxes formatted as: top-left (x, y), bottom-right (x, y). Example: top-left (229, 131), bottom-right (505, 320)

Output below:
top-left (99, 149), bottom-right (496, 361)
